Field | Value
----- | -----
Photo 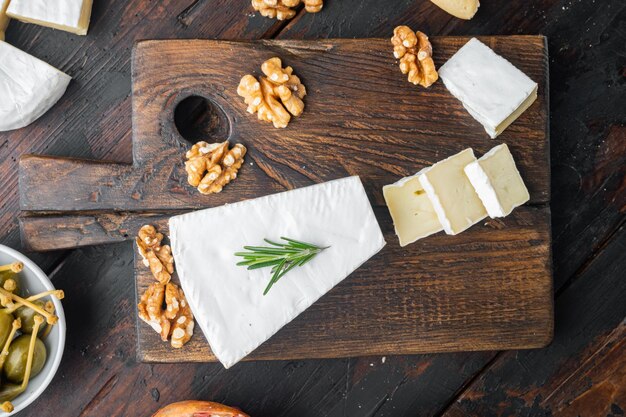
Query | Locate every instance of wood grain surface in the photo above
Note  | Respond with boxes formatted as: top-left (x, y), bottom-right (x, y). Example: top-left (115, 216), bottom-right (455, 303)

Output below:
top-left (17, 35), bottom-right (553, 362)
top-left (0, 0), bottom-right (623, 415)
top-left (137, 206), bottom-right (552, 362)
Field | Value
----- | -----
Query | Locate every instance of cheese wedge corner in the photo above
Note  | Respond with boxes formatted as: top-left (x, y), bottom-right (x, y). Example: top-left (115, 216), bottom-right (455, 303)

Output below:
top-left (7, 0), bottom-right (93, 36)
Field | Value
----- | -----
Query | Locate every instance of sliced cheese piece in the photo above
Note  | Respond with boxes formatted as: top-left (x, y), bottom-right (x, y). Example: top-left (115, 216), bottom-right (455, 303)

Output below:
top-left (169, 176), bottom-right (386, 368)
top-left (464, 143), bottom-right (530, 218)
top-left (418, 148), bottom-right (487, 235)
top-left (439, 38), bottom-right (538, 138)
top-left (7, 0), bottom-right (93, 35)
top-left (0, 0), bottom-right (10, 41)
top-left (383, 171), bottom-right (443, 246)
top-left (430, 0), bottom-right (479, 20)
top-left (0, 41), bottom-right (71, 132)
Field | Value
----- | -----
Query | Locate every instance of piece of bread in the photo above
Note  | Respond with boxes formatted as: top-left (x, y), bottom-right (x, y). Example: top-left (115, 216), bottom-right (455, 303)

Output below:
top-left (152, 401), bottom-right (250, 417)
top-left (430, 0), bottom-right (480, 19)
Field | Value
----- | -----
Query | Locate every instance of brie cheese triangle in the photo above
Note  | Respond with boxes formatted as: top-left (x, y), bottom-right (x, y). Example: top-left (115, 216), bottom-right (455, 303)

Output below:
top-left (169, 176), bottom-right (386, 368)
top-left (0, 41), bottom-right (71, 132)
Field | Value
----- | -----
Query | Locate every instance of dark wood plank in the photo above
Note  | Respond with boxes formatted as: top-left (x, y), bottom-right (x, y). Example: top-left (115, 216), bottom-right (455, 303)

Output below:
top-left (19, 35), bottom-right (549, 244)
top-left (442, 224), bottom-right (626, 416)
top-left (135, 205), bottom-right (552, 362)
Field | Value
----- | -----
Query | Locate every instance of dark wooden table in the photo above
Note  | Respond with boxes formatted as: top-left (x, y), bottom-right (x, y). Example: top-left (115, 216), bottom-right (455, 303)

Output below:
top-left (2, 1), bottom-right (624, 415)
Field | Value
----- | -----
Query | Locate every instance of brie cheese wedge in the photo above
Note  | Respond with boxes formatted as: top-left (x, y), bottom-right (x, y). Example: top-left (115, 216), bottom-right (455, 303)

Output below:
top-left (383, 171), bottom-right (443, 246)
top-left (464, 143), bottom-right (530, 218)
top-left (169, 176), bottom-right (386, 368)
top-left (0, 0), bottom-right (9, 41)
top-left (0, 41), bottom-right (71, 132)
top-left (439, 38), bottom-right (538, 138)
top-left (418, 148), bottom-right (487, 235)
top-left (7, 0), bottom-right (93, 35)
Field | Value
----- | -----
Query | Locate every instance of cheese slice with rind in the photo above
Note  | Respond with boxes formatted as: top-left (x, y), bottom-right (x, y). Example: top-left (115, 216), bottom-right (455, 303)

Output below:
top-left (383, 171), bottom-right (443, 246)
top-left (169, 176), bottom-right (386, 368)
top-left (0, 41), bottom-right (71, 132)
top-left (418, 148), bottom-right (487, 235)
top-left (464, 143), bottom-right (530, 218)
top-left (7, 0), bottom-right (93, 35)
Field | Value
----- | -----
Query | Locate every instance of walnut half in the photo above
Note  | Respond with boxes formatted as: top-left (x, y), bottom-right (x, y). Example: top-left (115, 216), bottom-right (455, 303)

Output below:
top-left (136, 225), bottom-right (174, 284)
top-left (238, 57), bottom-right (306, 128)
top-left (138, 282), bottom-right (194, 348)
top-left (391, 26), bottom-right (438, 88)
top-left (185, 141), bottom-right (247, 195)
top-left (251, 0), bottom-right (323, 20)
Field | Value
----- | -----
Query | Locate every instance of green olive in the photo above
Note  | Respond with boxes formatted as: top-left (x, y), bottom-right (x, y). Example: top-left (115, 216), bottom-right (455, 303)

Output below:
top-left (0, 271), bottom-right (19, 295)
top-left (0, 310), bottom-right (13, 348)
top-left (4, 335), bottom-right (47, 383)
top-left (0, 382), bottom-right (24, 402)
top-left (14, 302), bottom-right (48, 334)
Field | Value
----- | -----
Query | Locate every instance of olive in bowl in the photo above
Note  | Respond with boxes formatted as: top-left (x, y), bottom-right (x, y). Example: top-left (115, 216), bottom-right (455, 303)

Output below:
top-left (0, 245), bottom-right (65, 415)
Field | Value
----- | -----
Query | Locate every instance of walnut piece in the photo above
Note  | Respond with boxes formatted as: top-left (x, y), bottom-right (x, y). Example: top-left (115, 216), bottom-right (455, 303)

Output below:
top-left (136, 225), bottom-right (194, 348)
top-left (391, 26), bottom-right (438, 88)
top-left (136, 225), bottom-right (173, 284)
top-left (251, 0), bottom-right (323, 20)
top-left (185, 141), bottom-right (247, 195)
top-left (169, 285), bottom-right (195, 349)
top-left (138, 283), bottom-right (195, 348)
top-left (238, 57), bottom-right (306, 128)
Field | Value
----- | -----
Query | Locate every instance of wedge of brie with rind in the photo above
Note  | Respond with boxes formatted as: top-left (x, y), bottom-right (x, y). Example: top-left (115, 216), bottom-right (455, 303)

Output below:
top-left (439, 38), bottom-right (538, 138)
top-left (0, 0), bottom-right (10, 41)
top-left (418, 148), bottom-right (487, 235)
top-left (383, 171), bottom-right (443, 246)
top-left (7, 0), bottom-right (93, 35)
top-left (0, 41), bottom-right (71, 132)
top-left (169, 176), bottom-right (386, 368)
top-left (464, 143), bottom-right (530, 218)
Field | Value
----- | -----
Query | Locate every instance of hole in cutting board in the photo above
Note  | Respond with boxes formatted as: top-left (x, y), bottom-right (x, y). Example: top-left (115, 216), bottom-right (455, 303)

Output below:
top-left (173, 95), bottom-right (230, 145)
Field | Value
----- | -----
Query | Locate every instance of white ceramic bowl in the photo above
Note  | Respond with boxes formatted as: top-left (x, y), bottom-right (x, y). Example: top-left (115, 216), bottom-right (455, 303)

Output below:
top-left (0, 245), bottom-right (66, 416)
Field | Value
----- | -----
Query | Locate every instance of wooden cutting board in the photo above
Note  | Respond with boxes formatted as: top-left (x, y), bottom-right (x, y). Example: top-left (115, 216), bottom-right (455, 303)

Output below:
top-left (19, 36), bottom-right (552, 363)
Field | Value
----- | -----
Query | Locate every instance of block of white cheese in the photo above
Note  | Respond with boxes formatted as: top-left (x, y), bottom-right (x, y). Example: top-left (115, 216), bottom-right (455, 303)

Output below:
top-left (383, 171), bottom-right (443, 246)
top-left (418, 148), bottom-right (487, 235)
top-left (0, 0), bottom-right (10, 41)
top-left (464, 143), bottom-right (530, 218)
top-left (169, 176), bottom-right (386, 368)
top-left (439, 38), bottom-right (538, 138)
top-left (7, 0), bottom-right (93, 35)
top-left (0, 41), bottom-right (71, 132)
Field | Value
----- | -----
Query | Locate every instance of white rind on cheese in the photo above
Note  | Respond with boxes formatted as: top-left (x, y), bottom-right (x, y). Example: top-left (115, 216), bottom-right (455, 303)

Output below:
top-left (169, 176), bottom-right (386, 368)
top-left (464, 143), bottom-right (530, 217)
top-left (0, 0), bottom-right (10, 41)
top-left (439, 38), bottom-right (538, 138)
top-left (0, 41), bottom-right (71, 132)
top-left (418, 148), bottom-right (487, 235)
top-left (383, 170), bottom-right (443, 246)
top-left (7, 0), bottom-right (93, 35)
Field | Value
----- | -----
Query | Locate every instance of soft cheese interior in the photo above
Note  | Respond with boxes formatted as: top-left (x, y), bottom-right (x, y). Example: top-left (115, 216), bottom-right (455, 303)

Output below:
top-left (439, 38), bottom-right (538, 138)
top-left (7, 0), bottom-right (93, 35)
top-left (169, 176), bottom-right (386, 368)
top-left (383, 172), bottom-right (443, 246)
top-left (418, 148), bottom-right (487, 235)
top-left (0, 41), bottom-right (71, 132)
top-left (464, 143), bottom-right (530, 217)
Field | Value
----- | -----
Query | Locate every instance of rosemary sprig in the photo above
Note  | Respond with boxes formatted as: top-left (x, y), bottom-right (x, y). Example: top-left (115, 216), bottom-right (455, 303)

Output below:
top-left (235, 237), bottom-right (329, 295)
